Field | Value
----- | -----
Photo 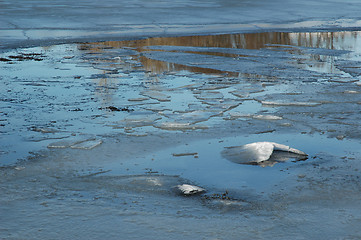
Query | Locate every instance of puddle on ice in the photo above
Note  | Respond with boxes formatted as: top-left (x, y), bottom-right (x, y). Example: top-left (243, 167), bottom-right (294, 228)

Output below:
top-left (99, 132), bottom-right (361, 193)
top-left (2, 31), bottom-right (361, 239)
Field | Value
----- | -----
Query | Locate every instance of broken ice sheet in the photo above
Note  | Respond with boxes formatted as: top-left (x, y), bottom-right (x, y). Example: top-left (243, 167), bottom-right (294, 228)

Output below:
top-left (162, 110), bottom-right (219, 124)
top-left (122, 125), bottom-right (153, 137)
top-left (259, 100), bottom-right (322, 107)
top-left (195, 91), bottom-right (224, 101)
top-left (30, 126), bottom-right (59, 133)
top-left (229, 90), bottom-right (250, 99)
top-left (47, 138), bottom-right (102, 150)
top-left (204, 99), bottom-right (242, 114)
top-left (229, 84), bottom-right (265, 99)
top-left (154, 122), bottom-right (208, 131)
top-left (115, 112), bottom-right (162, 128)
top-left (221, 142), bottom-right (308, 167)
top-left (47, 140), bottom-right (78, 149)
top-left (229, 113), bottom-right (283, 120)
top-left (140, 90), bottom-right (171, 102)
top-left (70, 139), bottom-right (103, 150)
top-left (252, 114), bottom-right (283, 120)
top-left (254, 92), bottom-right (325, 107)
top-left (198, 84), bottom-right (229, 91)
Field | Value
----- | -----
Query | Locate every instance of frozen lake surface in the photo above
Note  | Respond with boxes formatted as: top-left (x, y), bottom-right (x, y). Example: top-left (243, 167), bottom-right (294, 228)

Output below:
top-left (1, 30), bottom-right (361, 239)
top-left (2, 0), bottom-right (361, 51)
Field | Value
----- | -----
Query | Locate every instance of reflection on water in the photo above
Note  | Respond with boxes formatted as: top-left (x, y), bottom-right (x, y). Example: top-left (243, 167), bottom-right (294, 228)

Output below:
top-left (79, 31), bottom-right (360, 75)
top-left (290, 31), bottom-right (360, 51)
top-left (83, 31), bottom-right (348, 51)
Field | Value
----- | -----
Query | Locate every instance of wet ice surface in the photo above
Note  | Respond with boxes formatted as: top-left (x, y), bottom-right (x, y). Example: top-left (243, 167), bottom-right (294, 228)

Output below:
top-left (1, 31), bottom-right (361, 239)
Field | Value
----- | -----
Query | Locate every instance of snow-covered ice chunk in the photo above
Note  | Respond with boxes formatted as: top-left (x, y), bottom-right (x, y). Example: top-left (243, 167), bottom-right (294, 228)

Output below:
top-left (177, 184), bottom-right (205, 195)
top-left (222, 142), bottom-right (307, 165)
